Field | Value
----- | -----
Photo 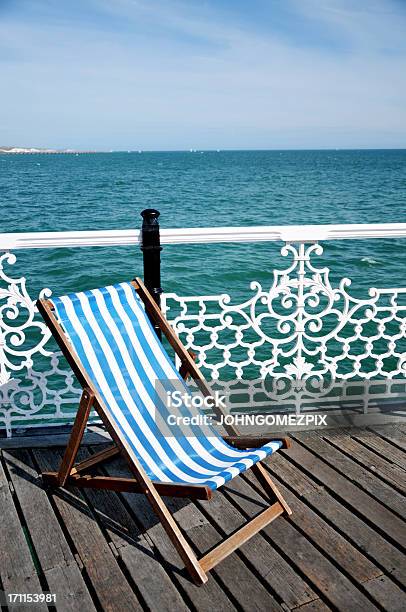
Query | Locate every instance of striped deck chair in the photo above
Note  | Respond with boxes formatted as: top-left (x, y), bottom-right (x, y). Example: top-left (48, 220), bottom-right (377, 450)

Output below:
top-left (37, 278), bottom-right (292, 585)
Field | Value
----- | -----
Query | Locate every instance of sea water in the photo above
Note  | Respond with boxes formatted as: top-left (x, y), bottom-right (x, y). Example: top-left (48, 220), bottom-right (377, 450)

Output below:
top-left (2, 149), bottom-right (405, 301)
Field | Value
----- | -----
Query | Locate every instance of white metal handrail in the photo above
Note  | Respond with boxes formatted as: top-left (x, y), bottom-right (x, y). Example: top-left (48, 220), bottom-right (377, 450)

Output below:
top-left (2, 222), bottom-right (406, 250)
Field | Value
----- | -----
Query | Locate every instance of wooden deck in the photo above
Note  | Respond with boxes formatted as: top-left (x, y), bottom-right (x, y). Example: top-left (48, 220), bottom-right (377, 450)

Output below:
top-left (1, 424), bottom-right (405, 611)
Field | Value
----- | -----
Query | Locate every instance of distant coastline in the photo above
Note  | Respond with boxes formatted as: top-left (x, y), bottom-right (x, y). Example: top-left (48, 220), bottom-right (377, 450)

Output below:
top-left (0, 146), bottom-right (97, 154)
top-left (1, 146), bottom-right (405, 155)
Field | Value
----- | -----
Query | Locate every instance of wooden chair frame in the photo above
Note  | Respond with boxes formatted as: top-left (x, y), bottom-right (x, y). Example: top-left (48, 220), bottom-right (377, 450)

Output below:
top-left (36, 277), bottom-right (292, 585)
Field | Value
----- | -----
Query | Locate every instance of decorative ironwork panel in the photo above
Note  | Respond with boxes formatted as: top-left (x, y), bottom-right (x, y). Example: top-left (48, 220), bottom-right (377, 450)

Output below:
top-left (0, 252), bottom-right (82, 436)
top-left (162, 243), bottom-right (406, 414)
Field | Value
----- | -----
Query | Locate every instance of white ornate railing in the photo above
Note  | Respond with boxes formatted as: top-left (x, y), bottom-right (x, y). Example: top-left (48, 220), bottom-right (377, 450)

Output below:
top-left (1, 223), bottom-right (406, 436)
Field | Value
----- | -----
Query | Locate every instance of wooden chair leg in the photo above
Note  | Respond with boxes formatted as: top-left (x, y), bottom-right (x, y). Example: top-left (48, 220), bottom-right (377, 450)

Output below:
top-left (150, 495), bottom-right (208, 584)
top-left (251, 462), bottom-right (292, 515)
top-left (57, 388), bottom-right (94, 486)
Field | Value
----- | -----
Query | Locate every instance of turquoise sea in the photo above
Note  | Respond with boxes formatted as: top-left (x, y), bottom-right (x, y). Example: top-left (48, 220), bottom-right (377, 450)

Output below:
top-left (2, 149), bottom-right (406, 302)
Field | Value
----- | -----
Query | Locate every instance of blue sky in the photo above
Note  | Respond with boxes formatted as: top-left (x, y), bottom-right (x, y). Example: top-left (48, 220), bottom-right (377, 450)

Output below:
top-left (1, 0), bottom-right (405, 150)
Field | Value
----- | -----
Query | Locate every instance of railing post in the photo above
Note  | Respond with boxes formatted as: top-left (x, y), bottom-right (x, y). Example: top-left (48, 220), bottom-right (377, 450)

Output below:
top-left (140, 209), bottom-right (163, 339)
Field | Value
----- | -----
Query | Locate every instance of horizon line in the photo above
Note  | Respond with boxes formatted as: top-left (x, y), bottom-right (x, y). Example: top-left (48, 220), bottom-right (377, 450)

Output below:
top-left (1, 146), bottom-right (406, 154)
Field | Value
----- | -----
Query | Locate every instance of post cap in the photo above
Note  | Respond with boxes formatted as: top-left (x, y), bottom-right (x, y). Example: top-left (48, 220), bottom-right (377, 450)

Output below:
top-left (141, 209), bottom-right (160, 221)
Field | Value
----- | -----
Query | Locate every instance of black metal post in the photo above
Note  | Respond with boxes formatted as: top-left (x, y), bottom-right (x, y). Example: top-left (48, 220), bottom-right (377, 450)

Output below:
top-left (140, 208), bottom-right (162, 339)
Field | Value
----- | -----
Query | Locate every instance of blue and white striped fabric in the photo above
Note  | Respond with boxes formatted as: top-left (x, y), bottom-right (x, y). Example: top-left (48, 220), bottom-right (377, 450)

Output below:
top-left (52, 282), bottom-right (282, 490)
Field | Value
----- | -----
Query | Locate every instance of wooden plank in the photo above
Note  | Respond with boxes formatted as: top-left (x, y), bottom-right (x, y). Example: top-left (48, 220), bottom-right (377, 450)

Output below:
top-left (290, 430), bottom-right (405, 516)
top-left (265, 453), bottom-right (406, 588)
top-left (33, 448), bottom-right (142, 612)
top-left (0, 453), bottom-right (47, 611)
top-left (352, 429), bottom-right (406, 470)
top-left (320, 429), bottom-right (406, 494)
top-left (197, 474), bottom-right (322, 609)
top-left (241, 470), bottom-right (406, 611)
top-left (3, 449), bottom-right (96, 612)
top-left (286, 436), bottom-right (406, 549)
top-left (241, 468), bottom-right (382, 585)
top-left (369, 424), bottom-right (406, 453)
top-left (221, 473), bottom-right (379, 611)
top-left (76, 448), bottom-right (190, 612)
top-left (44, 564), bottom-right (96, 612)
top-left (293, 601), bottom-right (332, 611)
top-left (361, 574), bottom-right (406, 612)
top-left (103, 452), bottom-right (273, 612)
top-left (200, 502), bottom-right (284, 572)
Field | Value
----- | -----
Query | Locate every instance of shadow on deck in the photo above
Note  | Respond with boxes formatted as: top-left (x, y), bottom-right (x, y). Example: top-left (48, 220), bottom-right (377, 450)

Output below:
top-left (1, 424), bottom-right (405, 612)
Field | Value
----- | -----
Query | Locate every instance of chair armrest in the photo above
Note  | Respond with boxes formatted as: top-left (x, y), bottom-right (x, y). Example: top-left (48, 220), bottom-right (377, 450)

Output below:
top-left (223, 435), bottom-right (291, 450)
